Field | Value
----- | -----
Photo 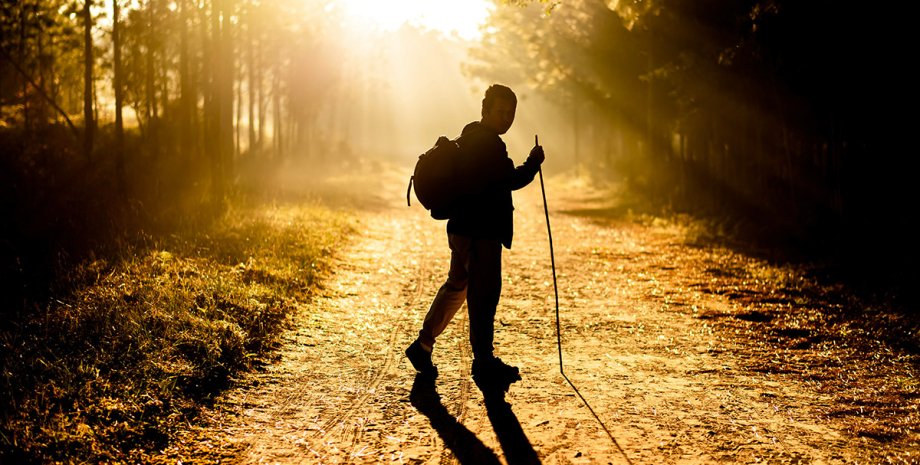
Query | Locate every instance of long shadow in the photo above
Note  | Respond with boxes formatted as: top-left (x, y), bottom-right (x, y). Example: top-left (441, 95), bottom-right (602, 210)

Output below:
top-left (409, 374), bottom-right (502, 465)
top-left (479, 380), bottom-right (542, 465)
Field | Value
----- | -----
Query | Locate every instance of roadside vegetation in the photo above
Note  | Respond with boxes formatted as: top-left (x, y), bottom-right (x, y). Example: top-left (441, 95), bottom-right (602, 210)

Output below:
top-left (0, 128), bottom-right (355, 463)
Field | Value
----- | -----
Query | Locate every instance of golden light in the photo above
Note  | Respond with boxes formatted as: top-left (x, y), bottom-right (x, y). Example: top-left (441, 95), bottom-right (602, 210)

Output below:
top-left (330, 0), bottom-right (494, 41)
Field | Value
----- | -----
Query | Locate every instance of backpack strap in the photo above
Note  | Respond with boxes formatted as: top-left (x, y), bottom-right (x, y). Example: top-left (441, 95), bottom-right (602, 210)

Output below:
top-left (406, 175), bottom-right (414, 206)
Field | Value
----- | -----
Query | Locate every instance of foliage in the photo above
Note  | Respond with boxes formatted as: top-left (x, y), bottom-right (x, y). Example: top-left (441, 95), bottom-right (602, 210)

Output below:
top-left (0, 176), bottom-right (353, 463)
top-left (0, 1), bottom-right (373, 457)
top-left (0, 0), bottom-right (85, 127)
top-left (472, 0), bottom-right (915, 272)
top-left (2, 0), bottom-right (350, 163)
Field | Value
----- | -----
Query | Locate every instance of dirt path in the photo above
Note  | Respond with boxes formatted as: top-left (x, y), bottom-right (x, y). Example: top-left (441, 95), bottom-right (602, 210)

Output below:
top-left (155, 166), bottom-right (919, 464)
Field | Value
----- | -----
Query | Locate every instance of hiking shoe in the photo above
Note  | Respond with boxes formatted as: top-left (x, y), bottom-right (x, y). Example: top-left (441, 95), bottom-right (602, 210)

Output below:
top-left (472, 356), bottom-right (521, 384)
top-left (405, 340), bottom-right (437, 377)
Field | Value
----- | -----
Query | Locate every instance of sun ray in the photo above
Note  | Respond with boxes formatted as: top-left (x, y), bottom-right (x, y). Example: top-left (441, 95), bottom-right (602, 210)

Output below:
top-left (331, 0), bottom-right (493, 41)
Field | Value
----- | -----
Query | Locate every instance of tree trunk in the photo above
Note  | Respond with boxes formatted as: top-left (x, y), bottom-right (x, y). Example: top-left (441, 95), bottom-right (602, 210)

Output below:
top-left (220, 0), bottom-right (235, 184)
top-left (160, 48), bottom-right (169, 123)
top-left (36, 27), bottom-right (48, 124)
top-left (198, 1), bottom-right (212, 159)
top-left (572, 98), bottom-right (579, 166)
top-left (113, 0), bottom-right (125, 191)
top-left (235, 53), bottom-right (242, 157)
top-left (83, 0), bottom-right (94, 162)
top-left (209, 0), bottom-right (224, 201)
top-left (272, 71), bottom-right (282, 160)
top-left (247, 12), bottom-right (256, 154)
top-left (646, 43), bottom-right (653, 161)
top-left (19, 3), bottom-right (29, 130)
top-left (146, 0), bottom-right (159, 157)
top-left (256, 31), bottom-right (265, 153)
top-left (179, 0), bottom-right (192, 154)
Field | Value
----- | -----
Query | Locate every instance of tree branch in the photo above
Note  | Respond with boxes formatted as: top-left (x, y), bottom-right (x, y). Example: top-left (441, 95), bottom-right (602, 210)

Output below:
top-left (0, 47), bottom-right (80, 139)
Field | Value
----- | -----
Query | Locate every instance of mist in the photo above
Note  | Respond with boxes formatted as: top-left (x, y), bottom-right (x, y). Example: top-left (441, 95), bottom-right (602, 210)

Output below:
top-left (3, 0), bottom-right (914, 280)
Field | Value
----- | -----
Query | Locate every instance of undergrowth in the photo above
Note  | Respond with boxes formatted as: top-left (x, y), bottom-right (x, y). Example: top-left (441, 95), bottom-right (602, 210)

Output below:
top-left (0, 201), bottom-right (353, 463)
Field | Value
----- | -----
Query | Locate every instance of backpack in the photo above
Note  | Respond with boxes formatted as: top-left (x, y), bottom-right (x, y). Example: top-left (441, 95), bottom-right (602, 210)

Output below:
top-left (407, 135), bottom-right (462, 220)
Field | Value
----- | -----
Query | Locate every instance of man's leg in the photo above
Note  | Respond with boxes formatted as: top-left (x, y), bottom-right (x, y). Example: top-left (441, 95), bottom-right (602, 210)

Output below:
top-left (407, 234), bottom-right (470, 375)
top-left (418, 234), bottom-right (470, 350)
top-left (466, 238), bottom-right (502, 360)
top-left (467, 238), bottom-right (520, 385)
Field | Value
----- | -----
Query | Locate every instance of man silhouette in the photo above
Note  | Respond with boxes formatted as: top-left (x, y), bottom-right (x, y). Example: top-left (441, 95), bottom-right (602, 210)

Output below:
top-left (406, 84), bottom-right (545, 388)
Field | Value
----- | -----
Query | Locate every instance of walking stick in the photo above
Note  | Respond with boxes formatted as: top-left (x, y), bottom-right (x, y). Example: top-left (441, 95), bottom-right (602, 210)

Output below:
top-left (536, 135), bottom-right (633, 464)
top-left (535, 135), bottom-right (563, 373)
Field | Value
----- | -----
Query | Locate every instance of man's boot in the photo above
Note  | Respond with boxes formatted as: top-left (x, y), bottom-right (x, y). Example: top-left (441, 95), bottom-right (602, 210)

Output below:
top-left (405, 339), bottom-right (437, 377)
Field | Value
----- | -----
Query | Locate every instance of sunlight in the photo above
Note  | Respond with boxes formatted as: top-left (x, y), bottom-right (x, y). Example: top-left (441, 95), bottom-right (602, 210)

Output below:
top-left (329, 0), bottom-right (493, 41)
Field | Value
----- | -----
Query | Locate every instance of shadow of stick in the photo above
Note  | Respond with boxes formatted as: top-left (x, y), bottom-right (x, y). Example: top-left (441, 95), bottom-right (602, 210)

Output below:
top-left (409, 374), bottom-right (502, 465)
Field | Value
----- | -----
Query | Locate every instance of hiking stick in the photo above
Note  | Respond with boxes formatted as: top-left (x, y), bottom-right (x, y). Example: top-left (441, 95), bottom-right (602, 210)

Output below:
top-left (535, 135), bottom-right (563, 373)
top-left (536, 135), bottom-right (633, 465)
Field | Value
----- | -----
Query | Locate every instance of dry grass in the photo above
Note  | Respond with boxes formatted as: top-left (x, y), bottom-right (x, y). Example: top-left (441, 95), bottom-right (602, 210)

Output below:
top-left (0, 200), bottom-right (353, 463)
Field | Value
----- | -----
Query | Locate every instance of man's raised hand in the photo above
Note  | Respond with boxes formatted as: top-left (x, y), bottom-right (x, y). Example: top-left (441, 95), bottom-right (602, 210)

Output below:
top-left (529, 134), bottom-right (545, 165)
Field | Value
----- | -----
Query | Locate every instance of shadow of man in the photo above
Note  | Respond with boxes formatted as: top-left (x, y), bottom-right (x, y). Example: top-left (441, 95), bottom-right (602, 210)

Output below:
top-left (409, 373), bottom-right (502, 465)
top-left (477, 377), bottom-right (542, 465)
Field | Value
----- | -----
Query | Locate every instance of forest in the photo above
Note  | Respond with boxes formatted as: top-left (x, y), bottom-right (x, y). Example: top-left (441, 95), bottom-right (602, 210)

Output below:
top-left (1, 0), bottom-right (916, 462)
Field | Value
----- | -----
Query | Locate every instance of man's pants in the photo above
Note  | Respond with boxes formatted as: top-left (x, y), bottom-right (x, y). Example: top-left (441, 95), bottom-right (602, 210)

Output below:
top-left (418, 233), bottom-right (502, 361)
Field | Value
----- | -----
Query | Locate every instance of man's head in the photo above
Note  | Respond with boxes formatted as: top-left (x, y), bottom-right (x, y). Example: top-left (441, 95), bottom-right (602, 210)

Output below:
top-left (481, 84), bottom-right (517, 135)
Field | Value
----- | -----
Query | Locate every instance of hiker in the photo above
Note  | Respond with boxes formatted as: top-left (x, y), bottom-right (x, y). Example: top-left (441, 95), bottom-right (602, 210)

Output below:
top-left (405, 84), bottom-right (545, 387)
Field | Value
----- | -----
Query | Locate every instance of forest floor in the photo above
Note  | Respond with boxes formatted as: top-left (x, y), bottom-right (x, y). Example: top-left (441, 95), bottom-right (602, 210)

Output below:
top-left (149, 161), bottom-right (919, 464)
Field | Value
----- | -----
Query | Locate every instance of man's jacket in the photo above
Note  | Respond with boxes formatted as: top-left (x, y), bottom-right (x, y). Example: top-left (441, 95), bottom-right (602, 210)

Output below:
top-left (447, 121), bottom-right (541, 249)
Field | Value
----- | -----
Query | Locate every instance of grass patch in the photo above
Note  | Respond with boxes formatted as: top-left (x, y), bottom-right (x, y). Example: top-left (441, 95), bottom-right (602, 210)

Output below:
top-left (0, 201), bottom-right (353, 463)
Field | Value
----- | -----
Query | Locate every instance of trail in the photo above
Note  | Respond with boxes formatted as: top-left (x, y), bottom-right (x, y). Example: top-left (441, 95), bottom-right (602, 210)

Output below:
top-left (154, 164), bottom-right (919, 464)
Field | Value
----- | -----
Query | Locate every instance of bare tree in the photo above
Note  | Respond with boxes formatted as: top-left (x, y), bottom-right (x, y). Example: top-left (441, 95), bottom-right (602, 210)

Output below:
top-left (146, 0), bottom-right (159, 157)
top-left (246, 4), bottom-right (256, 154)
top-left (82, 0), bottom-right (94, 161)
top-left (178, 0), bottom-right (193, 154)
top-left (113, 0), bottom-right (125, 189)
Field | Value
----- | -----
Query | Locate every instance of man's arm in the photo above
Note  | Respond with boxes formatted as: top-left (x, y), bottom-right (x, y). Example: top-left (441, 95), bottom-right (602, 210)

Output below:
top-left (464, 135), bottom-right (545, 193)
top-left (509, 144), bottom-right (544, 191)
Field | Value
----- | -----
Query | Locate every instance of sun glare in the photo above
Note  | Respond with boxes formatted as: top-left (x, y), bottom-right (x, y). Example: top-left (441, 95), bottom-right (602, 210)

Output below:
top-left (331, 0), bottom-right (493, 41)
